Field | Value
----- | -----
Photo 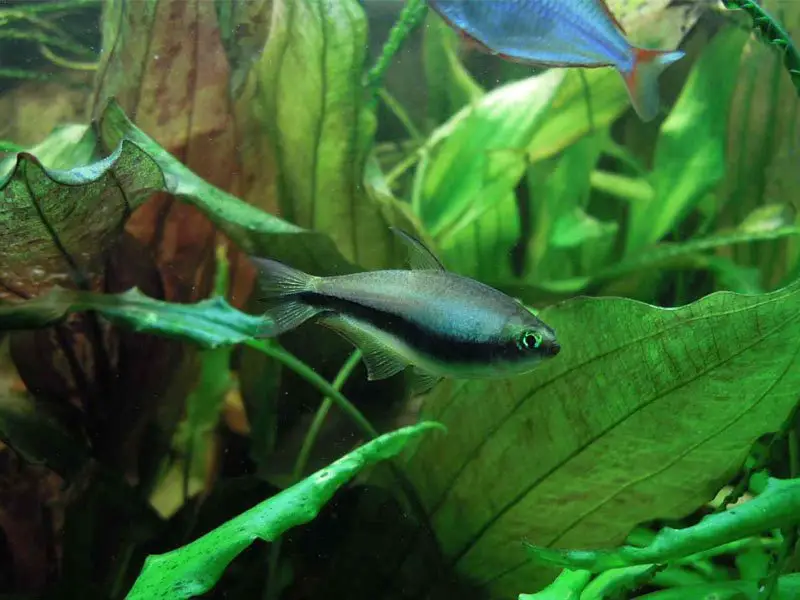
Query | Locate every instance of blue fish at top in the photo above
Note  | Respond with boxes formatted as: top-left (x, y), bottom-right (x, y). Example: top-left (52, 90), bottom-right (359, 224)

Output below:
top-left (429, 0), bottom-right (686, 121)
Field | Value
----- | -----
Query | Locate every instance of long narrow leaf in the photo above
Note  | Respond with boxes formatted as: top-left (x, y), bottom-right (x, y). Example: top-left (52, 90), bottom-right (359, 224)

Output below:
top-left (125, 421), bottom-right (445, 599)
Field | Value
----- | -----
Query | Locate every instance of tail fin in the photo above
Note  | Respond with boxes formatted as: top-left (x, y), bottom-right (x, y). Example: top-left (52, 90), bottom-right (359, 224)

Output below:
top-left (254, 258), bottom-right (317, 297)
top-left (620, 48), bottom-right (685, 122)
top-left (253, 258), bottom-right (321, 337)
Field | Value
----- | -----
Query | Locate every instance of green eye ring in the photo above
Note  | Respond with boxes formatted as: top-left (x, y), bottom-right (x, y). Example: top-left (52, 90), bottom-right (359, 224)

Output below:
top-left (518, 330), bottom-right (543, 350)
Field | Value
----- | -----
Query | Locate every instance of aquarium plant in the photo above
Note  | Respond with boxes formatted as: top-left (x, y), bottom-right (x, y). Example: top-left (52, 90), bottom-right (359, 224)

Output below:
top-left (0, 0), bottom-right (800, 599)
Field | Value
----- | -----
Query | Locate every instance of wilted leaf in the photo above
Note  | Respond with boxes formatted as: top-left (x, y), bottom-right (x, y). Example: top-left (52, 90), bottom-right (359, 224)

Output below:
top-left (97, 100), bottom-right (355, 275)
top-left (254, 0), bottom-right (416, 270)
top-left (627, 27), bottom-right (749, 252)
top-left (0, 287), bottom-right (269, 349)
top-left (92, 0), bottom-right (272, 301)
top-left (611, 0), bottom-right (707, 49)
top-left (0, 80), bottom-right (90, 149)
top-left (125, 421), bottom-right (444, 600)
top-left (526, 477), bottom-right (800, 570)
top-left (397, 277), bottom-right (800, 598)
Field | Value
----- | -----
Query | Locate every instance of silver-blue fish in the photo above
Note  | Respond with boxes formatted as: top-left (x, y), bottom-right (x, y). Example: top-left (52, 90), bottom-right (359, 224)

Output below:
top-left (255, 230), bottom-right (560, 394)
top-left (429, 0), bottom-right (685, 121)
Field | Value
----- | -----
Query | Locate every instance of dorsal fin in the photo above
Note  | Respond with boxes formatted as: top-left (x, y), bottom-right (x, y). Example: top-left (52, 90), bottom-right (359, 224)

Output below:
top-left (390, 227), bottom-right (446, 271)
top-left (596, 0), bottom-right (627, 35)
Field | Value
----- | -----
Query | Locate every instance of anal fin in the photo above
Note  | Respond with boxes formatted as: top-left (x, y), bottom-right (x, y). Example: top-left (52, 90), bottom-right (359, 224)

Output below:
top-left (317, 314), bottom-right (409, 381)
top-left (264, 300), bottom-right (322, 337)
top-left (410, 368), bottom-right (443, 396)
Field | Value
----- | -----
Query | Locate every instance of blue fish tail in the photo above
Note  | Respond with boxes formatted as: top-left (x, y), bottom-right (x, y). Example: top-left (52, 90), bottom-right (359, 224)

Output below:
top-left (620, 47), bottom-right (685, 122)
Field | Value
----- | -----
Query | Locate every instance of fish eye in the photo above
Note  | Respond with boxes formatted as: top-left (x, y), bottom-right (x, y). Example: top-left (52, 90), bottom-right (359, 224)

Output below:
top-left (519, 331), bottom-right (543, 351)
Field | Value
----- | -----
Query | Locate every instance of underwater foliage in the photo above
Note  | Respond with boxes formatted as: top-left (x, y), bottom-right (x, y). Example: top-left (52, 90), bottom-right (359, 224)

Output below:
top-left (1, 0), bottom-right (800, 599)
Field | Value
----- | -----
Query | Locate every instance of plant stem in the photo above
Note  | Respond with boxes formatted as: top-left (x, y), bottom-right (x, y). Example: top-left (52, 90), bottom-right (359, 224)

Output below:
top-left (39, 44), bottom-right (98, 71)
top-left (365, 0), bottom-right (429, 107)
top-left (386, 146), bottom-right (423, 188)
top-left (293, 350), bottom-right (364, 481)
top-left (263, 350), bottom-right (363, 600)
top-left (379, 88), bottom-right (423, 142)
top-left (244, 339), bottom-right (377, 439)
top-left (722, 0), bottom-right (800, 95)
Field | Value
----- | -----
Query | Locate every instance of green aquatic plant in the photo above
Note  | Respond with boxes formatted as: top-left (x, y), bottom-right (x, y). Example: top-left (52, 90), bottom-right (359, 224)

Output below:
top-left (1, 0), bottom-right (800, 599)
top-left (125, 421), bottom-right (444, 600)
top-left (722, 0), bottom-right (800, 95)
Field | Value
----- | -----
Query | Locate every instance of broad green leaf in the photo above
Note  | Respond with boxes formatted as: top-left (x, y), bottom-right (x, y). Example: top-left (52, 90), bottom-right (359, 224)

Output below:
top-left (416, 69), bottom-right (565, 243)
top-left (518, 569), bottom-right (591, 600)
top-left (0, 287), bottom-right (269, 349)
top-left (627, 28), bottom-right (749, 253)
top-left (440, 191), bottom-right (522, 281)
top-left (526, 70), bottom-right (629, 163)
top-left (97, 100), bottom-right (353, 275)
top-left (423, 12), bottom-right (484, 128)
top-left (254, 0), bottom-right (416, 270)
top-left (125, 421), bottom-right (444, 600)
top-left (0, 135), bottom-right (163, 300)
top-left (525, 477), bottom-right (800, 570)
top-left (528, 133), bottom-right (612, 280)
top-left (398, 278), bottom-right (800, 598)
top-left (0, 124), bottom-right (96, 179)
top-left (631, 574), bottom-right (800, 600)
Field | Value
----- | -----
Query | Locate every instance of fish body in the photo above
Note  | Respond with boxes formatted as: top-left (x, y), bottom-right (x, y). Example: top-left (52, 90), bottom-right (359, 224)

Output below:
top-left (429, 0), bottom-right (685, 121)
top-left (255, 230), bottom-right (560, 392)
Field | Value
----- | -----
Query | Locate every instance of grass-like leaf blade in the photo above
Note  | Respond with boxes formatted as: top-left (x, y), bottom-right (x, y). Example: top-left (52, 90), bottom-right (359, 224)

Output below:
top-left (125, 421), bottom-right (445, 599)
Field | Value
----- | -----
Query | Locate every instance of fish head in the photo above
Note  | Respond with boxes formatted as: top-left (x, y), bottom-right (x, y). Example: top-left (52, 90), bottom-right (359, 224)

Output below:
top-left (496, 306), bottom-right (560, 374)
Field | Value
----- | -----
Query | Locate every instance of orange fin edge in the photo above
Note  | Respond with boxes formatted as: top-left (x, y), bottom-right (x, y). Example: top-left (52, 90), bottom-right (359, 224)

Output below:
top-left (620, 47), bottom-right (685, 122)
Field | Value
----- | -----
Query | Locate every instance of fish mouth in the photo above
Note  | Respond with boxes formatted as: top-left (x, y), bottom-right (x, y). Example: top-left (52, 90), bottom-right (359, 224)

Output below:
top-left (545, 341), bottom-right (561, 357)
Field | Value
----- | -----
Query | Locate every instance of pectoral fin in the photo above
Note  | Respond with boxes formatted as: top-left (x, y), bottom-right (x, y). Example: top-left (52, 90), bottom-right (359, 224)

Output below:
top-left (391, 227), bottom-right (447, 271)
top-left (317, 314), bottom-right (409, 381)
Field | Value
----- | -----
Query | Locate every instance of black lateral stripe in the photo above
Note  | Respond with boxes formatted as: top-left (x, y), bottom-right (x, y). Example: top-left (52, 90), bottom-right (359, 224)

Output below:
top-left (299, 291), bottom-right (510, 365)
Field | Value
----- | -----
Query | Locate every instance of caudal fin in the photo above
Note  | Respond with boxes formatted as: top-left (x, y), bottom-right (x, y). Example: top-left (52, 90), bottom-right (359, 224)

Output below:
top-left (252, 258), bottom-right (321, 337)
top-left (254, 257), bottom-right (317, 297)
top-left (620, 48), bottom-right (685, 122)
